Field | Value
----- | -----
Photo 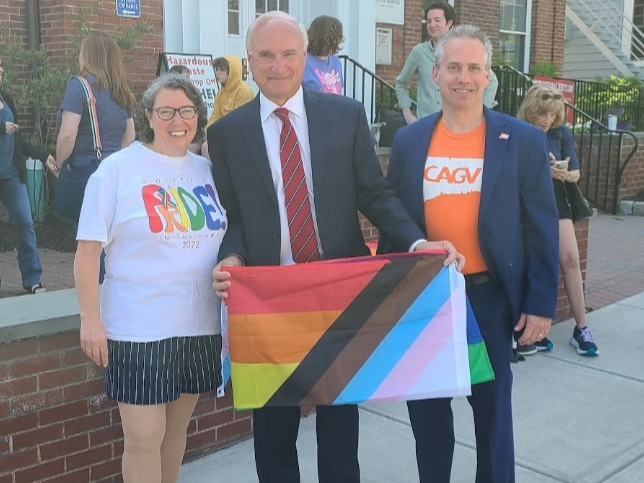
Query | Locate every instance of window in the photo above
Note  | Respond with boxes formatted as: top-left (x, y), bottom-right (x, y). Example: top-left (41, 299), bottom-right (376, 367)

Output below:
top-left (228, 0), bottom-right (240, 35)
top-left (255, 0), bottom-right (289, 18)
top-left (499, 0), bottom-right (529, 70)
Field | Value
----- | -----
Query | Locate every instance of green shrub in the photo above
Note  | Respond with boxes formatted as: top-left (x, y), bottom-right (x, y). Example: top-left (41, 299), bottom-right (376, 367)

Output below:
top-left (529, 60), bottom-right (560, 77)
top-left (574, 75), bottom-right (644, 130)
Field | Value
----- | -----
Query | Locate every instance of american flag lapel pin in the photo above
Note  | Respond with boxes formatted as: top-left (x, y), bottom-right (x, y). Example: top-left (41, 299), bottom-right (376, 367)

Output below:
top-left (499, 132), bottom-right (509, 140)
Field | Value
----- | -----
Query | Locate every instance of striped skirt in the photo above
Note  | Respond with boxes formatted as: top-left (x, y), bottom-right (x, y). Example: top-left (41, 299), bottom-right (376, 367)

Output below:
top-left (105, 335), bottom-right (222, 405)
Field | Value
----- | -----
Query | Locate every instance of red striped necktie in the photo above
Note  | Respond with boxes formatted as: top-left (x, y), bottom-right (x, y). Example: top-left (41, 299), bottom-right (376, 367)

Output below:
top-left (274, 108), bottom-right (321, 263)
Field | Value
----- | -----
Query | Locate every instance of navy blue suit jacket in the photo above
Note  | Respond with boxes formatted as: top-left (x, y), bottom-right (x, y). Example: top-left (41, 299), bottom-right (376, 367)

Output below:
top-left (379, 108), bottom-right (560, 321)
top-left (208, 89), bottom-right (425, 266)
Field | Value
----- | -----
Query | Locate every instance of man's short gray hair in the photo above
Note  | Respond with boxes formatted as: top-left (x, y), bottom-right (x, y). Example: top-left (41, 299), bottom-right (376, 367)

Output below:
top-left (434, 24), bottom-right (493, 70)
top-left (246, 11), bottom-right (308, 52)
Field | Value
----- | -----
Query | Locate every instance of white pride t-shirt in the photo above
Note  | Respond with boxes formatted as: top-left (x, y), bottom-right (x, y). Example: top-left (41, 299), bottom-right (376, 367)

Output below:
top-left (77, 142), bottom-right (227, 342)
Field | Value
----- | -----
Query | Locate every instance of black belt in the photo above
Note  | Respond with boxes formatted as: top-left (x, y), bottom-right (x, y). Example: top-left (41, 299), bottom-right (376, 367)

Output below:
top-left (464, 271), bottom-right (492, 287)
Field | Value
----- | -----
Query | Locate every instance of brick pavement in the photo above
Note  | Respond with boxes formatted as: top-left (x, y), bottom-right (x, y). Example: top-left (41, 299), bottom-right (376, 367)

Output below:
top-left (0, 249), bottom-right (75, 299)
top-left (1, 214), bottom-right (644, 310)
top-left (584, 213), bottom-right (644, 311)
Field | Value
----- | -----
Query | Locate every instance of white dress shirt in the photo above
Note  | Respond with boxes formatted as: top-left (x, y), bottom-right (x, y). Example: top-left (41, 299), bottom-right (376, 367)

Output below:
top-left (259, 87), bottom-right (323, 265)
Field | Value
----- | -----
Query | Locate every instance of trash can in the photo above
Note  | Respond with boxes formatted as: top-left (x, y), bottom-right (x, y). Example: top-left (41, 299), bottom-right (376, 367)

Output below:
top-left (607, 114), bottom-right (618, 131)
top-left (25, 157), bottom-right (46, 222)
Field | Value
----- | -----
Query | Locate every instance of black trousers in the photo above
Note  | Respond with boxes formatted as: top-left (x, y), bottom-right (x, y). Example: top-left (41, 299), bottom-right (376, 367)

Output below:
top-left (253, 404), bottom-right (360, 483)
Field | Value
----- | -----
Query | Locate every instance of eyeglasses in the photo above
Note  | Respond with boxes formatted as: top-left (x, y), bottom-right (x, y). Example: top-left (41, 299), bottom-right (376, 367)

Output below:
top-left (153, 106), bottom-right (197, 121)
top-left (541, 93), bottom-right (563, 100)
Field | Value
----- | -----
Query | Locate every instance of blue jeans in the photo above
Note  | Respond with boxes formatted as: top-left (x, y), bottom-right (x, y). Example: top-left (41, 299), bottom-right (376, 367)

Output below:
top-left (0, 175), bottom-right (43, 289)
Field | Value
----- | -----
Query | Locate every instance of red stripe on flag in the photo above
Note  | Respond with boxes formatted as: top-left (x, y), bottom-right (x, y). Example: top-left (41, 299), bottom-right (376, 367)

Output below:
top-left (228, 258), bottom-right (390, 314)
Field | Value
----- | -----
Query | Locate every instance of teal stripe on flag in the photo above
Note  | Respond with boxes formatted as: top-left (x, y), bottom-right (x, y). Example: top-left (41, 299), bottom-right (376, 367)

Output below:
top-left (334, 267), bottom-right (451, 404)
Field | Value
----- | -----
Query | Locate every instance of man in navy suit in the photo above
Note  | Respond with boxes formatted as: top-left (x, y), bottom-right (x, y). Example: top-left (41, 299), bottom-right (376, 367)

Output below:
top-left (379, 25), bottom-right (559, 482)
top-left (208, 11), bottom-right (464, 483)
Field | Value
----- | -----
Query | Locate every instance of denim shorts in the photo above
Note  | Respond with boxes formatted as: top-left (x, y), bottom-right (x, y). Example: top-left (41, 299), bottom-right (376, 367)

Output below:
top-left (105, 335), bottom-right (222, 405)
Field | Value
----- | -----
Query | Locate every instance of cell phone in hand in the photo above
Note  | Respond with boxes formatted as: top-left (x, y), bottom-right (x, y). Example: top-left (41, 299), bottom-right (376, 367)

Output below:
top-left (554, 160), bottom-right (568, 168)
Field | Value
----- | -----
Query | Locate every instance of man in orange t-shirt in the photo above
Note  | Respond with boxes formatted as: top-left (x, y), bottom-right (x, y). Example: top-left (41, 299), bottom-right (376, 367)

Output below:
top-left (379, 25), bottom-right (559, 482)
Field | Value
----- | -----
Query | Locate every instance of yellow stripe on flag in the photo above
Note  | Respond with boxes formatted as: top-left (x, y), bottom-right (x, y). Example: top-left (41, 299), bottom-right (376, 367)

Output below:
top-left (230, 362), bottom-right (299, 409)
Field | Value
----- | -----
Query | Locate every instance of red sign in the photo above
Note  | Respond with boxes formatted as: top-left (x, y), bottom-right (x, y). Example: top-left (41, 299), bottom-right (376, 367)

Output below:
top-left (534, 76), bottom-right (575, 125)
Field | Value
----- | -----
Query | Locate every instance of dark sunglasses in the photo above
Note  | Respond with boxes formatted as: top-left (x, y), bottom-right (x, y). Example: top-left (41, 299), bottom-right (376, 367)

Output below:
top-left (541, 93), bottom-right (562, 100)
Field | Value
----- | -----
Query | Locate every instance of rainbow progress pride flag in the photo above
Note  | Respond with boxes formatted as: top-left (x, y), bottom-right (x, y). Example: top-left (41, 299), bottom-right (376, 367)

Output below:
top-left (224, 252), bottom-right (494, 410)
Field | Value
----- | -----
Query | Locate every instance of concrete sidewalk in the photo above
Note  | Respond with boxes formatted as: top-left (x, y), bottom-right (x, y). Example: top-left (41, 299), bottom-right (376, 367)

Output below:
top-left (178, 292), bottom-right (644, 483)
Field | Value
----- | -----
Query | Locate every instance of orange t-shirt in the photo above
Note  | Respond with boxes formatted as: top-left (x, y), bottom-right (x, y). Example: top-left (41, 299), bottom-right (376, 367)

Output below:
top-left (424, 119), bottom-right (487, 274)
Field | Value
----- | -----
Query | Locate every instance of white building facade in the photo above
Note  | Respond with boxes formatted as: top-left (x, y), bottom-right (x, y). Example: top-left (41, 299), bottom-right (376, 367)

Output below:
top-left (162, 0), bottom-right (377, 87)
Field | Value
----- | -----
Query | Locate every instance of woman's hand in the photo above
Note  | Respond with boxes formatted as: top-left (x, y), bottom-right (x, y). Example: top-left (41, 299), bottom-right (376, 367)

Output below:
top-left (74, 240), bottom-right (106, 366)
top-left (44, 155), bottom-right (58, 177)
top-left (212, 255), bottom-right (244, 302)
top-left (550, 156), bottom-right (571, 181)
top-left (80, 316), bottom-right (109, 367)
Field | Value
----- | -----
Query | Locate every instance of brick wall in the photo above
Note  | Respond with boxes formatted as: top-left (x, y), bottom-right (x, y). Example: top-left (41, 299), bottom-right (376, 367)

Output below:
top-left (619, 136), bottom-right (644, 200)
top-left (375, 0), bottom-right (424, 86)
top-left (455, 0), bottom-right (500, 56)
top-left (373, 0), bottom-right (565, 87)
top-left (530, 0), bottom-right (566, 72)
top-left (575, 134), bottom-right (644, 211)
top-left (1, 0), bottom-right (164, 140)
top-left (39, 0), bottom-right (164, 96)
top-left (555, 219), bottom-right (589, 321)
top-left (0, 331), bottom-right (252, 483)
top-left (361, 150), bottom-right (586, 323)
top-left (0, 1), bottom-right (29, 43)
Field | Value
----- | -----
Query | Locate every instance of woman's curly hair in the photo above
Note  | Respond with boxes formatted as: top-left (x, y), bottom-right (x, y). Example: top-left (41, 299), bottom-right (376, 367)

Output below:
top-left (307, 16), bottom-right (344, 57)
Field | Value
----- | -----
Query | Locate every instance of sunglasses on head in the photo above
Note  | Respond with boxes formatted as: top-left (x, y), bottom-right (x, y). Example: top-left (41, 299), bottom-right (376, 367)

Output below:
top-left (541, 93), bottom-right (562, 100)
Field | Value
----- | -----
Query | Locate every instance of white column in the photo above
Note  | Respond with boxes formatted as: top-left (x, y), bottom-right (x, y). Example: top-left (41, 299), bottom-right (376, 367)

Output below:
top-left (338, 1), bottom-right (377, 120)
top-left (338, 1), bottom-right (376, 70)
top-left (163, 0), bottom-right (183, 51)
top-left (163, 0), bottom-right (227, 54)
top-left (198, 0), bottom-right (227, 55)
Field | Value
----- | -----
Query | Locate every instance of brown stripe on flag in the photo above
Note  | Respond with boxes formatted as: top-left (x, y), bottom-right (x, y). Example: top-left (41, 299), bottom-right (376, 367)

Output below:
top-left (299, 256), bottom-right (444, 405)
top-left (265, 255), bottom-right (422, 406)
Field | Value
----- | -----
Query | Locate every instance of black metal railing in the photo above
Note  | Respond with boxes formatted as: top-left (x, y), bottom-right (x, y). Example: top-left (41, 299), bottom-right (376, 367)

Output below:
top-left (492, 66), bottom-right (534, 116)
top-left (564, 103), bottom-right (639, 214)
top-left (493, 66), bottom-right (644, 131)
top-left (573, 78), bottom-right (644, 132)
top-left (338, 55), bottom-right (416, 123)
top-left (493, 65), bottom-right (639, 214)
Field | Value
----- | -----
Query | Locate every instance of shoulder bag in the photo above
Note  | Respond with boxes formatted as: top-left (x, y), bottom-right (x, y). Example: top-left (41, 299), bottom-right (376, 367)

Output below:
top-left (54, 76), bottom-right (103, 225)
top-left (564, 181), bottom-right (594, 223)
top-left (557, 131), bottom-right (594, 224)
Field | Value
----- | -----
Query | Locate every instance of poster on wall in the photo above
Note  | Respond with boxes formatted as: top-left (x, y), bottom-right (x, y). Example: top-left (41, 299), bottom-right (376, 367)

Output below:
top-left (375, 0), bottom-right (405, 25)
top-left (534, 75), bottom-right (575, 125)
top-left (157, 53), bottom-right (219, 119)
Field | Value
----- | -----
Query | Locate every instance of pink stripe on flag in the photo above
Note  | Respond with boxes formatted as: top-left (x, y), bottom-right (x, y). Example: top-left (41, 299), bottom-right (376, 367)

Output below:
top-left (370, 296), bottom-right (456, 400)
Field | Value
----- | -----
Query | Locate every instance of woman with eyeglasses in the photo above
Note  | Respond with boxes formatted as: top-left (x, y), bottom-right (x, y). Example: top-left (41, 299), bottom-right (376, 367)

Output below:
top-left (517, 84), bottom-right (598, 357)
top-left (74, 74), bottom-right (228, 483)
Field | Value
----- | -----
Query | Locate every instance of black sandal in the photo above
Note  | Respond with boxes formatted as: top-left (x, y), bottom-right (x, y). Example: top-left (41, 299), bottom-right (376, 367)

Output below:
top-left (28, 283), bottom-right (46, 294)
